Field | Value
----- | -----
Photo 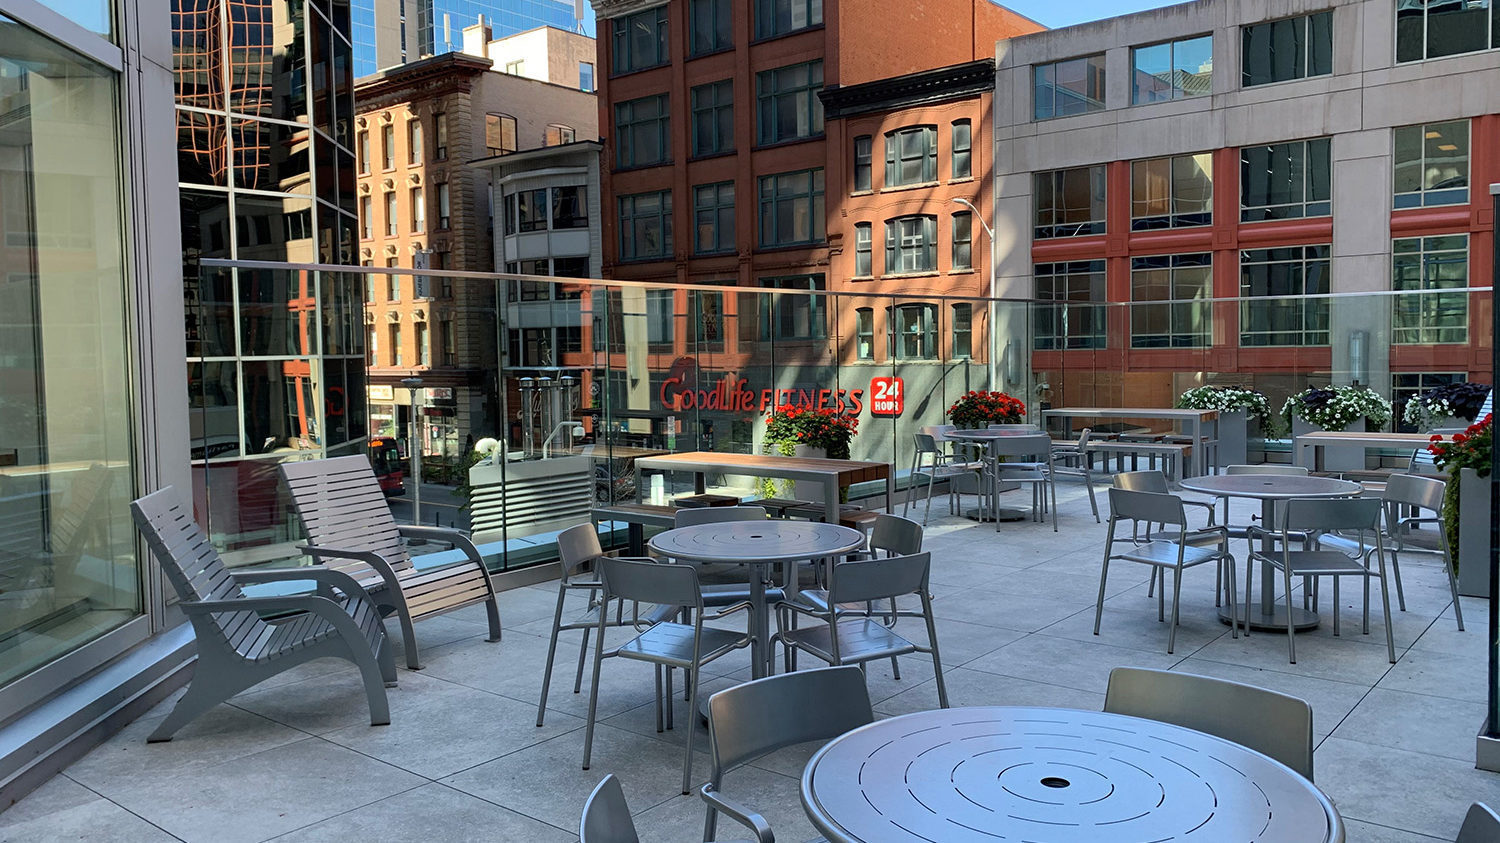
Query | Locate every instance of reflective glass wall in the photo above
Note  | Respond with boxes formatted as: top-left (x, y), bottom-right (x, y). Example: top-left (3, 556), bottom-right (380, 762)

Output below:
top-left (0, 16), bottom-right (140, 687)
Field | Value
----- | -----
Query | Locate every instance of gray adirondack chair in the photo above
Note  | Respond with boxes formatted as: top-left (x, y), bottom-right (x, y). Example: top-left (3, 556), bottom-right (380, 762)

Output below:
top-left (279, 456), bottom-right (501, 669)
top-left (131, 487), bottom-right (395, 742)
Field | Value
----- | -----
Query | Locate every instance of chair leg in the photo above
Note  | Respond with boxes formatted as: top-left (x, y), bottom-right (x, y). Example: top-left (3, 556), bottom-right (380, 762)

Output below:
top-left (1084, 473), bottom-right (1100, 523)
top-left (1390, 550), bottom-right (1406, 611)
top-left (1332, 577), bottom-right (1341, 636)
top-left (397, 610), bottom-right (422, 671)
top-left (573, 626), bottom-right (591, 694)
top-left (1283, 563), bottom-right (1297, 664)
top-left (1167, 567), bottom-right (1183, 654)
top-left (681, 661), bottom-right (703, 795)
top-left (1049, 476), bottom-right (1058, 532)
top-left (147, 664), bottom-right (245, 742)
top-left (484, 595), bottom-right (503, 642)
top-left (347, 638), bottom-right (393, 728)
top-left (536, 589), bottom-right (567, 727)
top-left (1377, 564), bottom-right (1397, 664)
top-left (581, 627), bottom-right (607, 770)
top-left (922, 601), bottom-right (949, 709)
top-left (1092, 558), bottom-right (1111, 636)
top-left (654, 665), bottom-right (664, 733)
top-left (1225, 558), bottom-right (1239, 640)
top-left (1243, 557), bottom-right (1255, 638)
top-left (1441, 537), bottom-right (1465, 632)
top-left (1214, 557), bottom-right (1222, 608)
top-left (665, 668), bottom-right (675, 730)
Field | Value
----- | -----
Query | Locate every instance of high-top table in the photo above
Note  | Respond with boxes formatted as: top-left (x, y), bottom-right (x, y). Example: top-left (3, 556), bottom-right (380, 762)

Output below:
top-left (634, 451), bottom-right (893, 526)
top-left (802, 706), bottom-right (1343, 843)
top-left (1179, 473), bottom-right (1361, 632)
top-left (1044, 407), bottom-right (1219, 477)
top-left (1294, 430), bottom-right (1433, 473)
top-left (649, 520), bottom-right (865, 679)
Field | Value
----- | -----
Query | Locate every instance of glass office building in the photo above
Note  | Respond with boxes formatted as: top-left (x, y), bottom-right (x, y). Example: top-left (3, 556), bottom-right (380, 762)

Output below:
top-left (352, 0), bottom-right (594, 78)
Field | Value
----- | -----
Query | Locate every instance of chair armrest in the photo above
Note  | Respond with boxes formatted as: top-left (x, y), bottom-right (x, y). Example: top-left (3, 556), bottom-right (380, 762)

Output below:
top-left (1182, 499), bottom-right (1217, 524)
top-left (698, 785), bottom-right (774, 843)
top-left (230, 566), bottom-right (370, 601)
top-left (298, 545), bottom-right (405, 602)
top-left (701, 601), bottom-right (753, 622)
top-left (180, 593), bottom-right (378, 634)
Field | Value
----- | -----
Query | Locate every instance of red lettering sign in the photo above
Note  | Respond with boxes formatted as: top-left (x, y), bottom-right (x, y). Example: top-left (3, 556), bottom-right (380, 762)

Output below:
top-left (869, 376), bottom-right (904, 416)
top-left (656, 356), bottom-right (867, 415)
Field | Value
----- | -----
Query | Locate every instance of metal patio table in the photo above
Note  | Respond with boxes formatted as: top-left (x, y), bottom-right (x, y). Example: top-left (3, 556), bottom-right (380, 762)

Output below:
top-left (1179, 473), bottom-right (1362, 632)
top-left (648, 520), bottom-right (865, 679)
top-left (1044, 407), bottom-right (1220, 477)
top-left (945, 429), bottom-right (1043, 521)
top-left (801, 705), bottom-right (1343, 843)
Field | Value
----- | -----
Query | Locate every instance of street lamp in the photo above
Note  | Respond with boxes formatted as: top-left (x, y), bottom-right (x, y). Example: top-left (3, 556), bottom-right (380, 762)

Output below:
top-left (952, 197), bottom-right (999, 389)
top-left (400, 375), bottom-right (424, 525)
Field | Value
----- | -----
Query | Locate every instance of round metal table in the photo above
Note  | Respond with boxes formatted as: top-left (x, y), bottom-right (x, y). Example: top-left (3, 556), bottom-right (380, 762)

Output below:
top-left (946, 430), bottom-right (1047, 522)
top-left (1178, 474), bottom-right (1362, 632)
top-left (801, 706), bottom-right (1343, 843)
top-left (648, 520), bottom-right (865, 679)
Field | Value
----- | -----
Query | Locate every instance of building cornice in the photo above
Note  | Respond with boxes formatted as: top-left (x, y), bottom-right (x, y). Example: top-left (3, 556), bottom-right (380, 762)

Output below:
top-left (588, 0), bottom-right (667, 23)
top-left (354, 52), bottom-right (494, 99)
top-left (820, 59), bottom-right (996, 120)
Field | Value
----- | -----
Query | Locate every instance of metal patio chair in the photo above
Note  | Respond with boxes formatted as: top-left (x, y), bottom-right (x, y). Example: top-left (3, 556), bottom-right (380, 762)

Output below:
top-left (280, 455), bottom-right (502, 670)
top-left (905, 432), bottom-right (982, 525)
top-left (1049, 427), bottom-right (1101, 522)
top-left (1104, 667), bottom-right (1314, 781)
top-left (778, 551), bottom-right (948, 708)
top-left (1097, 488), bottom-right (1237, 654)
top-left (579, 774), bottom-right (639, 843)
top-left (130, 487), bottom-right (395, 742)
top-left (581, 556), bottom-right (752, 795)
top-left (1249, 496), bottom-right (1395, 664)
top-left (536, 524), bottom-right (677, 727)
top-left (700, 666), bottom-right (874, 842)
top-left (985, 432), bottom-right (1057, 532)
top-left (1458, 802), bottom-right (1500, 843)
top-left (1115, 470), bottom-right (1222, 604)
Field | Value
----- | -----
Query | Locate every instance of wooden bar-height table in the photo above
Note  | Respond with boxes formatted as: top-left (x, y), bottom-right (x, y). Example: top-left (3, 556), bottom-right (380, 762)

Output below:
top-left (633, 452), bottom-right (894, 524)
top-left (1294, 431), bottom-right (1434, 473)
top-left (1043, 407), bottom-right (1220, 478)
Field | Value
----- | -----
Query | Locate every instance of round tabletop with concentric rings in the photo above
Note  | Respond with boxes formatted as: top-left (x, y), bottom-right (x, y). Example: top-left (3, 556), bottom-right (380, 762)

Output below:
top-left (801, 706), bottom-right (1342, 843)
top-left (1179, 474), bottom-right (1361, 500)
top-left (648, 520), bottom-right (866, 565)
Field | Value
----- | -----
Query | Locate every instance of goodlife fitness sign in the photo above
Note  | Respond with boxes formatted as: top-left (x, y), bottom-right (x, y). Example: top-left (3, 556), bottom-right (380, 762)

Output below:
top-left (658, 358), bottom-right (904, 417)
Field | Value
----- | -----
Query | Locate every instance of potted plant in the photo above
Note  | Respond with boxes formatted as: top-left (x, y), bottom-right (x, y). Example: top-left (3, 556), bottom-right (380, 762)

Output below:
top-left (1428, 413), bottom-right (1493, 597)
top-left (1403, 382), bottom-right (1492, 432)
top-left (761, 405), bottom-right (859, 498)
top-left (947, 390), bottom-right (1026, 429)
top-left (1281, 386), bottom-right (1392, 472)
top-left (1175, 385), bottom-right (1273, 467)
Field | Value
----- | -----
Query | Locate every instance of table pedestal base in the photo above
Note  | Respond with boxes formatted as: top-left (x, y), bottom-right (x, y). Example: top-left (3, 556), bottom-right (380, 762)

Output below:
top-left (1219, 604), bottom-right (1320, 632)
top-left (965, 506), bottom-right (1028, 522)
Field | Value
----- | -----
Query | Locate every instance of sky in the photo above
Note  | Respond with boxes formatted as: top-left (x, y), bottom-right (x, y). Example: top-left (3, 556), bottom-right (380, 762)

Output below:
top-left (1000, 0), bottom-right (1187, 29)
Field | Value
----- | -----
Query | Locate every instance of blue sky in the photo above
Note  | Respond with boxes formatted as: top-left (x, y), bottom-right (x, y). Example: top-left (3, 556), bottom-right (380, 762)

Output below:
top-left (1001, 0), bottom-right (1186, 29)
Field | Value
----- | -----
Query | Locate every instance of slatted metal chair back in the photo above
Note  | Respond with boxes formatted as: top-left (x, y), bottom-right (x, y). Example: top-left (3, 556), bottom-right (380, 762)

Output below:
top-left (599, 555), bottom-right (703, 609)
top-left (52, 463), bottom-right (115, 560)
top-left (1108, 488), bottom-right (1187, 529)
top-left (557, 522), bottom-right (605, 579)
top-left (672, 505), bottom-right (766, 528)
top-left (1226, 464), bottom-right (1309, 476)
top-left (869, 513), bottom-right (922, 556)
top-left (1112, 470), bottom-right (1169, 493)
top-left (280, 456), bottom-right (411, 576)
top-left (1383, 473), bottom-right (1445, 513)
top-left (707, 666), bottom-right (872, 774)
top-left (130, 487), bottom-right (268, 656)
top-left (829, 552), bottom-right (930, 605)
top-left (1280, 496), bottom-right (1382, 534)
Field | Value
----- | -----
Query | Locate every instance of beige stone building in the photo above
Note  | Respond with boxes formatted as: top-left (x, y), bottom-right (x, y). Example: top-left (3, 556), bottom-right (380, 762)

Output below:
top-left (354, 49), bottom-right (597, 453)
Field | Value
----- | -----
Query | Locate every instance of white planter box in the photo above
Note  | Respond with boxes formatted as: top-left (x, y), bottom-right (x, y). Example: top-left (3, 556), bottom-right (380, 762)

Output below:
top-left (1458, 467), bottom-right (1493, 598)
top-left (1292, 417), bottom-right (1366, 472)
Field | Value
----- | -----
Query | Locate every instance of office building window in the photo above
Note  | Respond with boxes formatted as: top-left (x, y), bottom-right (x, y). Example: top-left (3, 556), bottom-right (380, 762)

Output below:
top-left (504, 60), bottom-right (524, 75)
top-left (409, 187), bottom-right (424, 232)
top-left (390, 323), bottom-right (403, 366)
top-left (854, 222), bottom-right (872, 277)
top-left (1130, 253), bottom-right (1212, 348)
top-left (1397, 0), bottom-right (1500, 62)
top-left (384, 191), bottom-right (397, 235)
top-left (434, 113), bottom-right (447, 159)
top-left (485, 113), bottom-right (517, 155)
top-left (436, 182), bottom-right (450, 228)
top-left (546, 124), bottom-right (576, 146)
top-left (853, 135), bottom-right (872, 191)
top-left (1035, 165), bottom-right (1107, 238)
top-left (438, 271), bottom-right (452, 298)
top-left (1033, 54), bottom-right (1106, 119)
top-left (1393, 235), bottom-right (1469, 344)
top-left (579, 62), bottom-right (595, 92)
top-left (690, 80), bottom-right (734, 156)
top-left (553, 185), bottom-right (587, 229)
top-left (884, 125), bottom-right (937, 187)
top-left (516, 188), bottom-right (549, 232)
top-left (382, 124), bottom-right (395, 169)
top-left (757, 274), bottom-right (826, 339)
top-left (360, 195), bottom-right (372, 239)
top-left (367, 325), bottom-right (378, 365)
top-left (612, 6), bottom-right (669, 74)
top-left (366, 273), bottom-right (376, 303)
top-left (502, 194), bottom-right (516, 235)
top-left (691, 0), bottom-right (732, 55)
top-left (951, 212), bottom-right (972, 270)
top-left (387, 272), bottom-right (400, 301)
top-left (619, 190), bottom-right (673, 261)
top-left (1242, 12), bottom-right (1332, 86)
top-left (408, 119), bottom-right (422, 164)
top-left (951, 120), bottom-right (972, 179)
top-left (1394, 120), bottom-right (1469, 208)
top-left (1132, 35), bottom-right (1213, 104)
top-left (758, 168), bottom-right (824, 247)
top-left (755, 0), bottom-right (822, 39)
top-left (1240, 245), bottom-right (1331, 347)
top-left (1241, 138), bottom-right (1331, 221)
top-left (694, 290), bottom-right (725, 351)
top-left (358, 130), bottom-right (369, 173)
top-left (1131, 154), bottom-right (1212, 229)
top-left (1034, 260), bottom-right (1107, 350)
top-left (647, 289), bottom-right (675, 350)
top-left (756, 60), bottom-right (823, 145)
top-left (886, 303), bottom-right (938, 360)
top-left (952, 304), bottom-right (973, 359)
top-left (694, 181), bottom-right (735, 254)
top-left (441, 320), bottom-right (455, 364)
top-left (884, 215), bottom-right (937, 274)
top-left (855, 307), bottom-right (874, 359)
top-left (416, 321), bottom-right (429, 366)
top-left (615, 93), bottom-right (670, 168)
